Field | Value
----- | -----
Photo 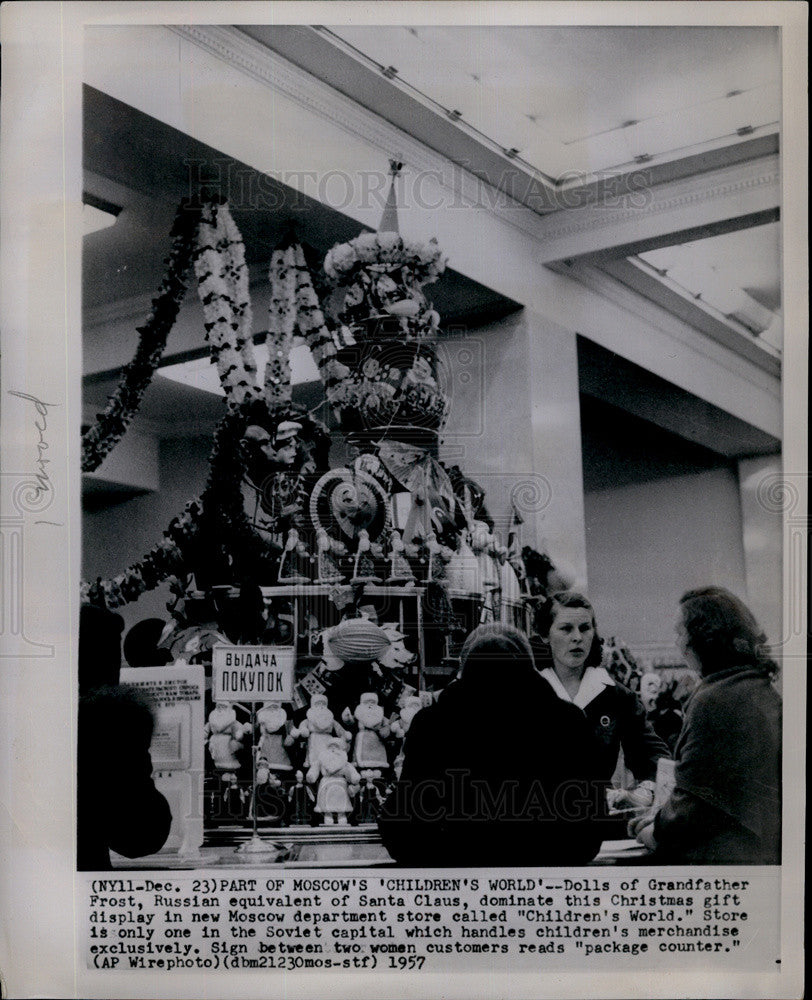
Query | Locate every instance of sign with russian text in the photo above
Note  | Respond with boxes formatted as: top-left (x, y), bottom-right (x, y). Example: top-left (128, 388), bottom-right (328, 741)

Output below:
top-left (211, 645), bottom-right (295, 702)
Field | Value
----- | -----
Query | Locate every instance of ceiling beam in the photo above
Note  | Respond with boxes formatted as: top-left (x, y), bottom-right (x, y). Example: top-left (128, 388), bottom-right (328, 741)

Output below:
top-left (577, 336), bottom-right (780, 459)
top-left (582, 257), bottom-right (781, 377)
top-left (535, 153), bottom-right (779, 265)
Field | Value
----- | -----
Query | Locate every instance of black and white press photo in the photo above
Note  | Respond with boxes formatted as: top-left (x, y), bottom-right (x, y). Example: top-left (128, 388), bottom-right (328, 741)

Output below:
top-left (0, 4), bottom-right (806, 999)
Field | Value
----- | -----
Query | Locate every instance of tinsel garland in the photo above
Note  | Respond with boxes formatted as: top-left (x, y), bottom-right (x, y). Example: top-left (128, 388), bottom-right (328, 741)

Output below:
top-left (81, 499), bottom-right (203, 609)
top-left (290, 243), bottom-right (350, 407)
top-left (194, 200), bottom-right (260, 408)
top-left (198, 408), bottom-right (264, 580)
top-left (265, 239), bottom-right (351, 409)
top-left (81, 199), bottom-right (204, 472)
top-left (265, 244), bottom-right (298, 404)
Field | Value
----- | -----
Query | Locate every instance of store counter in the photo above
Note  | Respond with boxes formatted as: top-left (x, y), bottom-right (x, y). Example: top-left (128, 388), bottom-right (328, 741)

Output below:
top-left (111, 825), bottom-right (649, 869)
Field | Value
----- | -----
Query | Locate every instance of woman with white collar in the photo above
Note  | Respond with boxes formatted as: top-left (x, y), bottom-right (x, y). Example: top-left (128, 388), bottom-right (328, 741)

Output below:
top-left (536, 591), bottom-right (669, 806)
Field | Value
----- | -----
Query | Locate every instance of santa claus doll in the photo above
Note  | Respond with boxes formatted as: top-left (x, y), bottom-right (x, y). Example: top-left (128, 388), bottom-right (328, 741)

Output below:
top-left (204, 702), bottom-right (248, 778)
top-left (346, 692), bottom-right (391, 769)
top-left (307, 738), bottom-right (360, 825)
top-left (390, 695), bottom-right (424, 778)
top-left (256, 701), bottom-right (296, 775)
top-left (292, 694), bottom-right (350, 767)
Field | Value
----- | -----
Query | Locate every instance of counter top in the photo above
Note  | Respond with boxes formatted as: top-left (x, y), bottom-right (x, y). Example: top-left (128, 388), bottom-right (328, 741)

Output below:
top-left (111, 826), bottom-right (650, 869)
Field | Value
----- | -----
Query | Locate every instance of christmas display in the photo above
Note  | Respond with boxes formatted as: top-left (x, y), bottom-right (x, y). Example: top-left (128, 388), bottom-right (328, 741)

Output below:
top-left (81, 166), bottom-right (575, 846)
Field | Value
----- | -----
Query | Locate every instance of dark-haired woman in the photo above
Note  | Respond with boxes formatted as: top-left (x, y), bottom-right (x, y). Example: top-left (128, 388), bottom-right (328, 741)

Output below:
top-left (631, 587), bottom-right (781, 864)
top-left (535, 592), bottom-right (669, 807)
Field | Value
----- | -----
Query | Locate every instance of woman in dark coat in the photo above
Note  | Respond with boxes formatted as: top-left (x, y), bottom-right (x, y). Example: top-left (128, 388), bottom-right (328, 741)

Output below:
top-left (631, 587), bottom-right (781, 864)
top-left (377, 623), bottom-right (605, 866)
top-left (535, 592), bottom-right (669, 804)
top-left (77, 605), bottom-right (172, 870)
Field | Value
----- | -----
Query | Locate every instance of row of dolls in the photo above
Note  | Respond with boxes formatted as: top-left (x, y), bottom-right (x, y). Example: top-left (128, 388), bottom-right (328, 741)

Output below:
top-left (204, 692), bottom-right (428, 825)
top-left (278, 518), bottom-right (525, 606)
top-left (209, 758), bottom-right (389, 827)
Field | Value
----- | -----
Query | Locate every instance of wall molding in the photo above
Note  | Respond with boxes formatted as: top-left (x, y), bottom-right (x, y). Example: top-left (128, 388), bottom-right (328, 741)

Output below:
top-left (533, 155), bottom-right (779, 263)
top-left (599, 258), bottom-right (781, 378)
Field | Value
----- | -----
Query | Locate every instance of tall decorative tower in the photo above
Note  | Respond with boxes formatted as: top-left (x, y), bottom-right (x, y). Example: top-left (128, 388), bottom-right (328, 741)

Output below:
top-left (322, 163), bottom-right (449, 451)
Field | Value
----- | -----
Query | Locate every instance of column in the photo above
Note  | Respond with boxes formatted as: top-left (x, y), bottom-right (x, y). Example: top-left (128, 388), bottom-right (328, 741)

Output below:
top-left (440, 309), bottom-right (588, 588)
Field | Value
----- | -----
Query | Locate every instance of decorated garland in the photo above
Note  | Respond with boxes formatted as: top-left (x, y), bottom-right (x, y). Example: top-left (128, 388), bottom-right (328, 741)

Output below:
top-left (293, 244), bottom-right (353, 408)
top-left (197, 407), bottom-right (269, 584)
top-left (81, 199), bottom-right (204, 472)
top-left (194, 200), bottom-right (260, 408)
top-left (324, 232), bottom-right (446, 286)
top-left (265, 240), bottom-right (351, 408)
top-left (265, 243), bottom-right (298, 405)
top-left (81, 499), bottom-right (203, 609)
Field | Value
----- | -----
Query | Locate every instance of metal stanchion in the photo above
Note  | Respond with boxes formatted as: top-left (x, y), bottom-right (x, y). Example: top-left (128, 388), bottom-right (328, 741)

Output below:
top-left (236, 702), bottom-right (284, 861)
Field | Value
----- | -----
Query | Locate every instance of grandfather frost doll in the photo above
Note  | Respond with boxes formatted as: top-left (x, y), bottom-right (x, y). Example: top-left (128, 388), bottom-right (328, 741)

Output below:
top-left (205, 702), bottom-right (248, 779)
top-left (346, 692), bottom-right (391, 769)
top-left (307, 737), bottom-right (360, 825)
top-left (256, 701), bottom-right (295, 776)
top-left (390, 695), bottom-right (423, 741)
top-left (292, 693), bottom-right (349, 767)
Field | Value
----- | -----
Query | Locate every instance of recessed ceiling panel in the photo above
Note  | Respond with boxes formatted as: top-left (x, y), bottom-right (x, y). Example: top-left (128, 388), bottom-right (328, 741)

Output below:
top-left (327, 25), bottom-right (780, 178)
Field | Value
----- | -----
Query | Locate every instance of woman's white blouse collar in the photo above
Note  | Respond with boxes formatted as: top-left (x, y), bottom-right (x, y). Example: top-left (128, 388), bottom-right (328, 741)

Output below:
top-left (541, 665), bottom-right (615, 710)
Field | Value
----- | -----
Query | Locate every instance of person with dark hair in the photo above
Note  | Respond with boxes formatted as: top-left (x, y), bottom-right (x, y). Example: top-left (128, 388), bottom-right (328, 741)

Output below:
top-left (77, 605), bottom-right (172, 870)
top-left (631, 587), bottom-right (781, 864)
top-left (377, 623), bottom-right (605, 866)
top-left (535, 592), bottom-right (669, 806)
top-left (123, 618), bottom-right (173, 667)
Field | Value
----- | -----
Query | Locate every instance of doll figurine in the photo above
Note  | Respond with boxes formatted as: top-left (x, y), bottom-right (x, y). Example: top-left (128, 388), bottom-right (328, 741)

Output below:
top-left (390, 695), bottom-right (423, 778)
top-left (287, 769), bottom-right (315, 825)
top-left (292, 693), bottom-right (350, 767)
top-left (355, 769), bottom-right (385, 824)
top-left (256, 701), bottom-right (295, 775)
top-left (390, 695), bottom-right (423, 742)
top-left (351, 528), bottom-right (382, 585)
top-left (204, 702), bottom-right (248, 780)
top-left (251, 769), bottom-right (285, 823)
top-left (347, 692), bottom-right (391, 770)
top-left (444, 531), bottom-right (480, 593)
top-left (307, 738), bottom-right (360, 825)
top-left (386, 529), bottom-right (416, 584)
top-left (470, 519), bottom-right (501, 611)
top-left (315, 527), bottom-right (345, 584)
top-left (277, 528), bottom-right (312, 583)
top-left (496, 533), bottom-right (523, 625)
